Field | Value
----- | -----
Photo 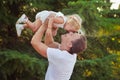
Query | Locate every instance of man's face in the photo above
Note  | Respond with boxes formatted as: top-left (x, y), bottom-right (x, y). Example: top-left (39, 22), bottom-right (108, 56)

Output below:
top-left (61, 32), bottom-right (80, 47)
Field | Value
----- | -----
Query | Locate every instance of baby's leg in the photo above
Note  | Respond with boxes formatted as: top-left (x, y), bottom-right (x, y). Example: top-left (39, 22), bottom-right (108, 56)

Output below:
top-left (25, 18), bottom-right (42, 32)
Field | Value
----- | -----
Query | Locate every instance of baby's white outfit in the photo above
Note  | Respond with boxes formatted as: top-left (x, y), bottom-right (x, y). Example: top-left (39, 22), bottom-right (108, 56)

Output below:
top-left (35, 10), bottom-right (67, 28)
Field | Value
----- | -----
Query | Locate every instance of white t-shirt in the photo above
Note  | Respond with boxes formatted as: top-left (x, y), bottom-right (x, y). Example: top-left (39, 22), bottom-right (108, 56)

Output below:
top-left (35, 10), bottom-right (67, 28)
top-left (45, 48), bottom-right (77, 80)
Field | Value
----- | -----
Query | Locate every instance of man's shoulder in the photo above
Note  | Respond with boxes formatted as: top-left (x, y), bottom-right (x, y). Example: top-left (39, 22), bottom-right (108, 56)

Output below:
top-left (47, 47), bottom-right (66, 56)
top-left (47, 48), bottom-right (75, 58)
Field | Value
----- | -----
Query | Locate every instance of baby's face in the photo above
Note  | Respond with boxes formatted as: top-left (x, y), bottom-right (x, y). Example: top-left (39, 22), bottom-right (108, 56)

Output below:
top-left (64, 22), bottom-right (77, 32)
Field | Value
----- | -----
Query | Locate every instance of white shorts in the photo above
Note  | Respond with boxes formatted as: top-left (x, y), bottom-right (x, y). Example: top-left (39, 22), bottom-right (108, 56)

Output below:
top-left (35, 10), bottom-right (52, 23)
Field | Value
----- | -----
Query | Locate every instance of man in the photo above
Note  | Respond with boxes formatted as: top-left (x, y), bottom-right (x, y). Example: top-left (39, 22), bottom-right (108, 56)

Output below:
top-left (31, 18), bottom-right (87, 80)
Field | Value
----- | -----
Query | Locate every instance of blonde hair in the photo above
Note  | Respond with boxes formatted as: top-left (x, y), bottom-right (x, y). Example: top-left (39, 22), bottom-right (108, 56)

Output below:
top-left (66, 14), bottom-right (82, 31)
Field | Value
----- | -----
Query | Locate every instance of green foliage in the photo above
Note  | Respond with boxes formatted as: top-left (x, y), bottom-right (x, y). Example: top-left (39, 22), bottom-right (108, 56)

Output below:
top-left (0, 50), bottom-right (47, 80)
top-left (82, 36), bottom-right (109, 59)
top-left (71, 54), bottom-right (119, 80)
top-left (101, 32), bottom-right (120, 51)
top-left (80, 32), bottom-right (120, 59)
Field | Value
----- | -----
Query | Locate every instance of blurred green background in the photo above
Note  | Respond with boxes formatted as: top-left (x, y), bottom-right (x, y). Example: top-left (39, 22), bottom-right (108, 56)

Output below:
top-left (0, 0), bottom-right (120, 80)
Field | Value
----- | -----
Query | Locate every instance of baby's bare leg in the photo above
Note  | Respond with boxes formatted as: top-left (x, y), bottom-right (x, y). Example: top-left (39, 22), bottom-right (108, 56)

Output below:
top-left (25, 18), bottom-right (42, 32)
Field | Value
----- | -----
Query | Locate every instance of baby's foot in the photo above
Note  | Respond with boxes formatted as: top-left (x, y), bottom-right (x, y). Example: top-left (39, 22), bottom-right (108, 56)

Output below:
top-left (16, 14), bottom-right (28, 24)
top-left (15, 24), bottom-right (24, 37)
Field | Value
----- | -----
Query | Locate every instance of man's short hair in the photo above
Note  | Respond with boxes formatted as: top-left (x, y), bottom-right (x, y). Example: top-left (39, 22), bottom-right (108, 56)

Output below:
top-left (69, 34), bottom-right (87, 54)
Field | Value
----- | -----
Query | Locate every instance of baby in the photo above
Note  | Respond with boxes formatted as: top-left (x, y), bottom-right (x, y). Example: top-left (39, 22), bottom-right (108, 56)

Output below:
top-left (15, 10), bottom-right (82, 37)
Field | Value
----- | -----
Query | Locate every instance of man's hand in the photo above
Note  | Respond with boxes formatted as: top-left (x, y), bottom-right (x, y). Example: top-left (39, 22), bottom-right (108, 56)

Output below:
top-left (43, 13), bottom-right (55, 30)
top-left (52, 26), bottom-right (58, 36)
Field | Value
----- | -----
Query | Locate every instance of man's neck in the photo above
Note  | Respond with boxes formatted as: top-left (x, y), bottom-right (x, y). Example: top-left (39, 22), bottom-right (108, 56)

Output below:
top-left (59, 45), bottom-right (69, 52)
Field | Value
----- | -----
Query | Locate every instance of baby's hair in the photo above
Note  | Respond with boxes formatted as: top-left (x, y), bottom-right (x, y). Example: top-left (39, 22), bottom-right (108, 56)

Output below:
top-left (66, 14), bottom-right (82, 31)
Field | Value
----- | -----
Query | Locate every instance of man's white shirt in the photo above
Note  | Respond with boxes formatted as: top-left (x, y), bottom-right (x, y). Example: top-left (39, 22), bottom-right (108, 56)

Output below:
top-left (45, 48), bottom-right (77, 80)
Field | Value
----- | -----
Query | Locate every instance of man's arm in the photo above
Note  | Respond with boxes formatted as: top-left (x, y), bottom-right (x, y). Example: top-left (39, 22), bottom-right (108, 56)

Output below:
top-left (31, 21), bottom-right (48, 58)
top-left (45, 28), bottom-right (60, 48)
top-left (44, 18), bottom-right (60, 48)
